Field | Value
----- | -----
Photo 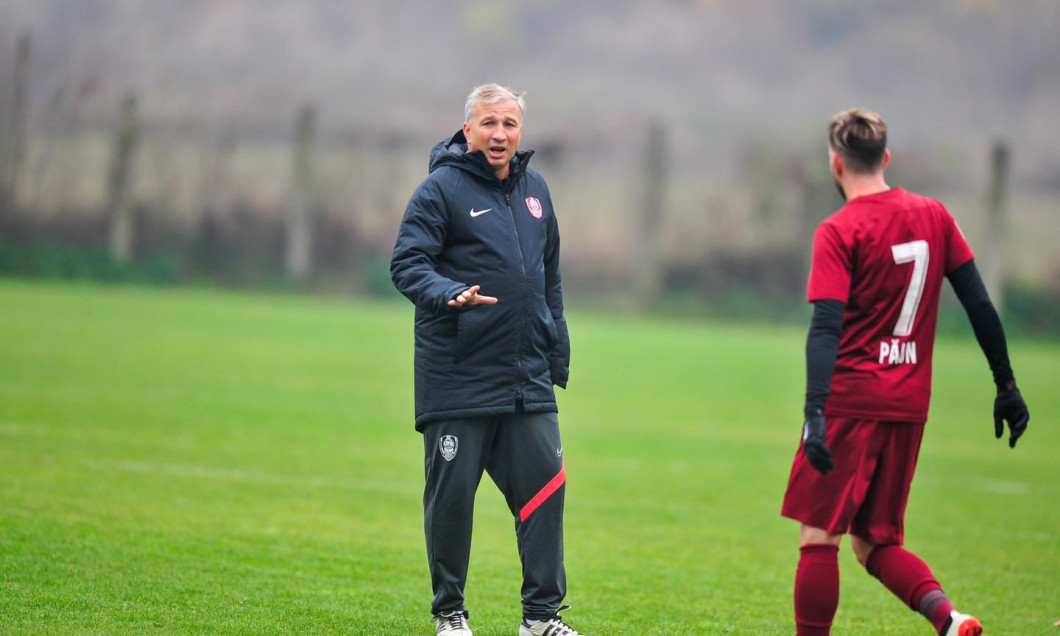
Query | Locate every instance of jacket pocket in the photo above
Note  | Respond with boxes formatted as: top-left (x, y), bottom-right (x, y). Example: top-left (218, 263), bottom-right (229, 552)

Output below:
top-left (455, 306), bottom-right (494, 362)
top-left (416, 312), bottom-right (458, 372)
top-left (543, 311), bottom-right (559, 348)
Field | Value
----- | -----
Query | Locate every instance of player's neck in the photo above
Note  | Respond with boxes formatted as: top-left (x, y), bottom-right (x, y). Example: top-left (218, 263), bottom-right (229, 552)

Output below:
top-left (842, 175), bottom-right (890, 202)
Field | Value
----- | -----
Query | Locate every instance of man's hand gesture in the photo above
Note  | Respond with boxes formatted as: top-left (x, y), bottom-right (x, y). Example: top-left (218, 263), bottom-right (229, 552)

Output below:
top-left (448, 285), bottom-right (498, 307)
top-left (994, 381), bottom-right (1029, 449)
top-left (803, 410), bottom-right (833, 475)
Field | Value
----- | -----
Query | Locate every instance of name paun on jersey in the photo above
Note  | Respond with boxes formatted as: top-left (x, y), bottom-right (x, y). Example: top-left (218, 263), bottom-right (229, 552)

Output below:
top-left (878, 338), bottom-right (917, 365)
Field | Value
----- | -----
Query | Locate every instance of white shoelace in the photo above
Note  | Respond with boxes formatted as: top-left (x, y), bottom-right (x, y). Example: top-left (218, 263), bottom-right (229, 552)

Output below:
top-left (544, 619), bottom-right (580, 635)
top-left (529, 606), bottom-right (582, 635)
top-left (436, 611), bottom-right (468, 633)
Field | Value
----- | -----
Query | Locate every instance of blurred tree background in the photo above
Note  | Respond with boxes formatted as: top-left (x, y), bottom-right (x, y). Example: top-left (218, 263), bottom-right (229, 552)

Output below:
top-left (1, 0), bottom-right (1058, 332)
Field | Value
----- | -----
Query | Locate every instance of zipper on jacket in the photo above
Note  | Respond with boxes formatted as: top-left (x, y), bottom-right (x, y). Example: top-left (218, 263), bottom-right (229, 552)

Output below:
top-left (504, 190), bottom-right (528, 404)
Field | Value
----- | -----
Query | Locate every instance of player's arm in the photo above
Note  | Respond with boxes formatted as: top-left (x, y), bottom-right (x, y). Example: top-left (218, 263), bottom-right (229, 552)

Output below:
top-left (802, 298), bottom-right (845, 474)
top-left (946, 258), bottom-right (1029, 448)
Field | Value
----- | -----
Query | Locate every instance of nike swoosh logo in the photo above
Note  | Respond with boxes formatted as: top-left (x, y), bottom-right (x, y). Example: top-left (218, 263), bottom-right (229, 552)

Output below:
top-left (470, 208), bottom-right (492, 218)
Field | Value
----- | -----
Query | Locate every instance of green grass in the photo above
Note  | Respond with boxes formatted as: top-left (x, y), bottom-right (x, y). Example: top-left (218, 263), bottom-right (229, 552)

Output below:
top-left (0, 279), bottom-right (1056, 635)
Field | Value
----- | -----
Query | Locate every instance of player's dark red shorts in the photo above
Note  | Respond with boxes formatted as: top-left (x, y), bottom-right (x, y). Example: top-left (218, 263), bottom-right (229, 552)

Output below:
top-left (781, 417), bottom-right (925, 546)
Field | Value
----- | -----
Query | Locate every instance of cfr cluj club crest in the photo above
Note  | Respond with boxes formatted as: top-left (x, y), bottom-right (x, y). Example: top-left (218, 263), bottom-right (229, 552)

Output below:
top-left (525, 196), bottom-right (543, 219)
top-left (439, 435), bottom-right (458, 462)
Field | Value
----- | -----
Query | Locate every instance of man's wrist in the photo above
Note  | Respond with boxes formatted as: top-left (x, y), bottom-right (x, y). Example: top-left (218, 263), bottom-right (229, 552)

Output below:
top-left (804, 406), bottom-right (824, 420)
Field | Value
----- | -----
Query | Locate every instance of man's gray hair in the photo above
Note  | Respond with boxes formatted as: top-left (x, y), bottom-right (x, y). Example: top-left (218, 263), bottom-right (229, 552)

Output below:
top-left (464, 83), bottom-right (525, 122)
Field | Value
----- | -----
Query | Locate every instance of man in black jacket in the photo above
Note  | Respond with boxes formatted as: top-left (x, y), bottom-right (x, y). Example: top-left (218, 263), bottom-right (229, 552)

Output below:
top-left (391, 84), bottom-right (584, 636)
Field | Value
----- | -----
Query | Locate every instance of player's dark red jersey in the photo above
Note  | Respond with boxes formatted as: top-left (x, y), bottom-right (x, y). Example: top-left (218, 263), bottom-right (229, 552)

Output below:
top-left (807, 187), bottom-right (975, 422)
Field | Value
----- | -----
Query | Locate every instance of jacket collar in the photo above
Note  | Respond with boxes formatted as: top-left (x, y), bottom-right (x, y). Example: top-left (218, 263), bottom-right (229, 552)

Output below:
top-left (429, 129), bottom-right (534, 187)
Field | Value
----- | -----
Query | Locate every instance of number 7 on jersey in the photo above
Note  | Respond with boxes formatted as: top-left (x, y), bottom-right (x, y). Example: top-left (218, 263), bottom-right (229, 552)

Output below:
top-left (890, 240), bottom-right (929, 337)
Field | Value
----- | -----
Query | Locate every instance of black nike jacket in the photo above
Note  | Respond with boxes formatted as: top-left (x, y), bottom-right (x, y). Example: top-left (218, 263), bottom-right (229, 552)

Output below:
top-left (390, 130), bottom-right (570, 430)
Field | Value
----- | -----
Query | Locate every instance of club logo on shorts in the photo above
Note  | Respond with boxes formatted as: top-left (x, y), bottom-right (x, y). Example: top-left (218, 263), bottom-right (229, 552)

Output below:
top-left (439, 435), bottom-right (458, 462)
top-left (525, 196), bottom-right (543, 219)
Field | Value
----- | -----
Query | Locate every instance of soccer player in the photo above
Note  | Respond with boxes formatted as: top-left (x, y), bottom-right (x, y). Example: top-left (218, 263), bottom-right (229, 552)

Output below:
top-left (781, 109), bottom-right (1030, 636)
top-left (391, 84), bottom-right (585, 636)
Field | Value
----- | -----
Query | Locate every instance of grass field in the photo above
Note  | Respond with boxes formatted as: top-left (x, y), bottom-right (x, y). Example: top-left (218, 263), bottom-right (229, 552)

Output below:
top-left (0, 279), bottom-right (1056, 635)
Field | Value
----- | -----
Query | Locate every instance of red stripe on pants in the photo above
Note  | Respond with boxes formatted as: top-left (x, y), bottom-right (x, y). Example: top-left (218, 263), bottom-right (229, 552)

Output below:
top-left (519, 460), bottom-right (566, 522)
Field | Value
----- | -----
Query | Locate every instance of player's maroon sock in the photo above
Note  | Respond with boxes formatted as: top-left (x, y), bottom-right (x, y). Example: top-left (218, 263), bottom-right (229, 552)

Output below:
top-left (865, 544), bottom-right (954, 634)
top-left (919, 589), bottom-right (957, 634)
top-left (795, 543), bottom-right (840, 636)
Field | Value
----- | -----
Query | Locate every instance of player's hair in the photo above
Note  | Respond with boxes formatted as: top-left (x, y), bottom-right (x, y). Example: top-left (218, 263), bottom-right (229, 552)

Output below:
top-left (828, 108), bottom-right (887, 174)
top-left (464, 83), bottom-right (525, 123)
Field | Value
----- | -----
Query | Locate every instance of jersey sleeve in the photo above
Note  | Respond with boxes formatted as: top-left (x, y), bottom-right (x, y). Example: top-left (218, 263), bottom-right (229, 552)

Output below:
top-left (942, 205), bottom-right (975, 273)
top-left (807, 221), bottom-right (852, 303)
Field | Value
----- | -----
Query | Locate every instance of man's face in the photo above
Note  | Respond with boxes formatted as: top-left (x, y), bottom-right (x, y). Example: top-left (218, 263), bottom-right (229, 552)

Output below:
top-left (463, 98), bottom-right (522, 179)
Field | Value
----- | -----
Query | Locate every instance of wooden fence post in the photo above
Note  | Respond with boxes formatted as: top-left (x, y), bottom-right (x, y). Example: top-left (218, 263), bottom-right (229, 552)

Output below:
top-left (635, 120), bottom-right (666, 306)
top-left (106, 92), bottom-right (139, 263)
top-left (286, 104), bottom-right (316, 281)
top-left (1, 32), bottom-right (31, 210)
top-left (981, 140), bottom-right (1010, 312)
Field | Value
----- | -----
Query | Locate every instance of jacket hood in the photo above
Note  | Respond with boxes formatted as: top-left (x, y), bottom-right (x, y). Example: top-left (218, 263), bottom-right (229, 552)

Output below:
top-left (428, 129), bottom-right (534, 182)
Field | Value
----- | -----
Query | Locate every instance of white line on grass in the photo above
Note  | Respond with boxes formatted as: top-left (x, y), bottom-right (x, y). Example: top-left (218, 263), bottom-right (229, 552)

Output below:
top-left (976, 479), bottom-right (1031, 495)
top-left (79, 457), bottom-right (419, 495)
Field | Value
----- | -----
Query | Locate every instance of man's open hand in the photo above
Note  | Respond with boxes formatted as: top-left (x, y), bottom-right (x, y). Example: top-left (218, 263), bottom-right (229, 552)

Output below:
top-left (448, 285), bottom-right (498, 307)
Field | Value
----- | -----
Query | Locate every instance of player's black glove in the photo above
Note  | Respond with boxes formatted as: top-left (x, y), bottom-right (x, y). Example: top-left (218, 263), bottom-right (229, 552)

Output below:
top-left (803, 410), bottom-right (833, 475)
top-left (994, 381), bottom-right (1029, 449)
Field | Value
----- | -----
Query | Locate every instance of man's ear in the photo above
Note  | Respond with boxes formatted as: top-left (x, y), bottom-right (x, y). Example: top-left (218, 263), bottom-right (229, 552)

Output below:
top-left (881, 148), bottom-right (891, 170)
top-left (830, 151), bottom-right (844, 178)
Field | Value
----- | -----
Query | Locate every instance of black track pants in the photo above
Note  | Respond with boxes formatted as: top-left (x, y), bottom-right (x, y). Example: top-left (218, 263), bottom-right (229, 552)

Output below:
top-left (422, 412), bottom-right (566, 620)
